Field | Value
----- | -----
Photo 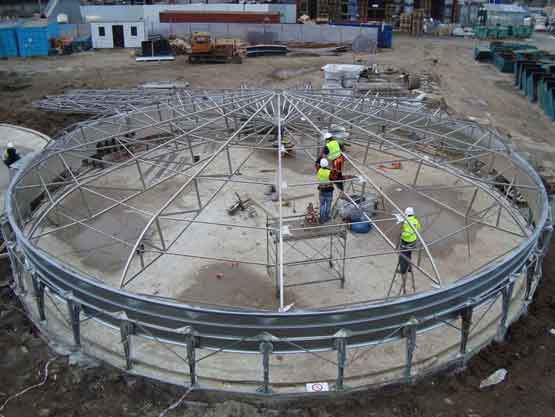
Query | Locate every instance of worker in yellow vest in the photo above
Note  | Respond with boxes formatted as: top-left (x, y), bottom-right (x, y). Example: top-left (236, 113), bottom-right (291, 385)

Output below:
top-left (317, 158), bottom-right (334, 223)
top-left (318, 133), bottom-right (345, 191)
top-left (324, 133), bottom-right (342, 160)
top-left (398, 207), bottom-right (422, 281)
top-left (273, 130), bottom-right (293, 154)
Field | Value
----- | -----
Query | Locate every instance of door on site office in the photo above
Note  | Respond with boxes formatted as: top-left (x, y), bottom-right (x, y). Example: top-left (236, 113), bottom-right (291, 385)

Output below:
top-left (112, 25), bottom-right (125, 48)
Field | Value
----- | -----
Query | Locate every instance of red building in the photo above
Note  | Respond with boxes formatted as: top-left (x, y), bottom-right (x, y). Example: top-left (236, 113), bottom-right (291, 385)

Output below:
top-left (159, 10), bottom-right (281, 24)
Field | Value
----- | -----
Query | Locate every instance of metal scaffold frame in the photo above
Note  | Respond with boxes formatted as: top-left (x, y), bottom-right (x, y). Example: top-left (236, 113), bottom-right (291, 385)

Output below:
top-left (266, 214), bottom-right (348, 296)
top-left (3, 87), bottom-right (551, 395)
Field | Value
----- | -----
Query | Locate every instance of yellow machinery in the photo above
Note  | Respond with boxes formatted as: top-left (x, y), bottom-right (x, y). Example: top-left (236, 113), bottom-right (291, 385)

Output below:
top-left (189, 32), bottom-right (242, 64)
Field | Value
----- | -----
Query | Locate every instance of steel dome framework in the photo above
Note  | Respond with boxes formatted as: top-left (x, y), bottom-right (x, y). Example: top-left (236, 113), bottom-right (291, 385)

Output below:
top-left (3, 88), bottom-right (552, 394)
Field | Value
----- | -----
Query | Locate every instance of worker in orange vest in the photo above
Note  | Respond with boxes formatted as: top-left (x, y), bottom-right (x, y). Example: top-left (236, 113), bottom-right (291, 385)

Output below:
top-left (316, 132), bottom-right (345, 191)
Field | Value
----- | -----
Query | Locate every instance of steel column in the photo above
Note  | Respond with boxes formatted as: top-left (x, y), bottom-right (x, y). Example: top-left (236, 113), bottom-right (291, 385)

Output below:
top-left (404, 318), bottom-right (418, 381)
top-left (459, 306), bottom-right (473, 356)
top-left (119, 314), bottom-right (134, 370)
top-left (496, 281), bottom-right (515, 342)
top-left (66, 294), bottom-right (82, 348)
top-left (258, 336), bottom-right (274, 394)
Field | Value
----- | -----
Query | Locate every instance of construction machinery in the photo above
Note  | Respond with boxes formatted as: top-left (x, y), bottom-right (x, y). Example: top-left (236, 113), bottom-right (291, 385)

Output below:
top-left (188, 32), bottom-right (243, 64)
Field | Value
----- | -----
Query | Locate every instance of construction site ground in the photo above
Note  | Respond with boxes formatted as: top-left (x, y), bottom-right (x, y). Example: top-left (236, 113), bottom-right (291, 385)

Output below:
top-left (1, 33), bottom-right (555, 417)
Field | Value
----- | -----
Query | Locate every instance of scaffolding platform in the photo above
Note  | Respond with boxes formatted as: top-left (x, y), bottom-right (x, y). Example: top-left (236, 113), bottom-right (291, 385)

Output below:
top-left (266, 215), bottom-right (347, 296)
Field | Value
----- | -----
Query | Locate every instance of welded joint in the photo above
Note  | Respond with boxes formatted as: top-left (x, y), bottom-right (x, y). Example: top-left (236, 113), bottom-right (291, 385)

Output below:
top-left (508, 271), bottom-right (519, 284)
top-left (403, 318), bottom-right (418, 381)
top-left (118, 312), bottom-right (135, 370)
top-left (255, 331), bottom-right (279, 343)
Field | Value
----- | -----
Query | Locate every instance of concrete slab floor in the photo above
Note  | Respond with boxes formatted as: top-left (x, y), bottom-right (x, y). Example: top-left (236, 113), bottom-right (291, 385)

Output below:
top-left (31, 140), bottom-right (526, 310)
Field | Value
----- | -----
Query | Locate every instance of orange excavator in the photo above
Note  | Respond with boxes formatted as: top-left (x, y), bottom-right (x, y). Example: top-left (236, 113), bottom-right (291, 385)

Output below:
top-left (188, 32), bottom-right (243, 64)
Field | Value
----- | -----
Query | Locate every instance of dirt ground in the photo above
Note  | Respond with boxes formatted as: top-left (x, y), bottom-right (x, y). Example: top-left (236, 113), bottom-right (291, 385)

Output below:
top-left (3, 35), bottom-right (555, 145)
top-left (1, 34), bottom-right (555, 417)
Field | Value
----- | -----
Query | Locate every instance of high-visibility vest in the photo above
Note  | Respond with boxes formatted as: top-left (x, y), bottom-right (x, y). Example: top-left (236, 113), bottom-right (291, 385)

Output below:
top-left (326, 139), bottom-right (341, 160)
top-left (317, 167), bottom-right (331, 183)
top-left (401, 215), bottom-right (421, 243)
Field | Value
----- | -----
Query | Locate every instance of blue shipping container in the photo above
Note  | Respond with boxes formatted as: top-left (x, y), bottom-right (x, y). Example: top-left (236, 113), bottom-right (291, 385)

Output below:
top-left (0, 25), bottom-right (19, 58)
top-left (379, 24), bottom-right (393, 49)
top-left (47, 22), bottom-right (60, 39)
top-left (363, 23), bottom-right (392, 48)
top-left (16, 21), bottom-right (58, 57)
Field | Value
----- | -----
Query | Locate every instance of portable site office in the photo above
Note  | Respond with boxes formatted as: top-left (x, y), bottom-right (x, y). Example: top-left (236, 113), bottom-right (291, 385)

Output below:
top-left (90, 21), bottom-right (146, 49)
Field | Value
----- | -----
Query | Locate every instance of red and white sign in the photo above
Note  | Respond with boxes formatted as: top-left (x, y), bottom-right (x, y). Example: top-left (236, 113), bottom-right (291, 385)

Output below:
top-left (305, 382), bottom-right (329, 392)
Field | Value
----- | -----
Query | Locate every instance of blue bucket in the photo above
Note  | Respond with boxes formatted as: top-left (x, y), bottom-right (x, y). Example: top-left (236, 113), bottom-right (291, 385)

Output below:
top-left (351, 214), bottom-right (371, 234)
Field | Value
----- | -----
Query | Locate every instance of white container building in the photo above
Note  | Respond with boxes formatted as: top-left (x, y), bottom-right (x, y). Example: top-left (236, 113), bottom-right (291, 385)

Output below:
top-left (91, 21), bottom-right (145, 49)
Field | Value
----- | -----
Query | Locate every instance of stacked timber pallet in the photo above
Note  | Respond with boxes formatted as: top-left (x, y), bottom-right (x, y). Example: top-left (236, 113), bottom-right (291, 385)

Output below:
top-left (421, 0), bottom-right (432, 17)
top-left (411, 9), bottom-right (425, 36)
top-left (358, 0), bottom-right (369, 22)
top-left (385, 4), bottom-right (396, 23)
top-left (399, 13), bottom-right (412, 33)
top-left (399, 10), bottom-right (424, 36)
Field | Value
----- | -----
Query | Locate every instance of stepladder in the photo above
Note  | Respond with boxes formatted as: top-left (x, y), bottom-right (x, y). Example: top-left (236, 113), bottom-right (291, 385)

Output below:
top-left (387, 243), bottom-right (416, 298)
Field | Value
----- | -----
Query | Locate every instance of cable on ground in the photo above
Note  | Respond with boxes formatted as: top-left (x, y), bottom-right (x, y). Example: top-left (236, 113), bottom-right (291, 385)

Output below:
top-left (158, 387), bottom-right (194, 417)
top-left (0, 357), bottom-right (57, 417)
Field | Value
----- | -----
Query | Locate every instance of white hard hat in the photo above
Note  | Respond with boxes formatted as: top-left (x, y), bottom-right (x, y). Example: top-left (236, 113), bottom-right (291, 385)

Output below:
top-left (320, 158), bottom-right (329, 168)
top-left (323, 132), bottom-right (333, 140)
top-left (405, 207), bottom-right (414, 216)
top-left (7, 142), bottom-right (14, 148)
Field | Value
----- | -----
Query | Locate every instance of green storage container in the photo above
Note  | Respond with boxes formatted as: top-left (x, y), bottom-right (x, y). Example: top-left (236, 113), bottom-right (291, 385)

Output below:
top-left (496, 27), bottom-right (509, 39)
top-left (475, 26), bottom-right (488, 39)
top-left (539, 79), bottom-right (555, 119)
top-left (474, 46), bottom-right (492, 61)
top-left (493, 52), bottom-right (515, 72)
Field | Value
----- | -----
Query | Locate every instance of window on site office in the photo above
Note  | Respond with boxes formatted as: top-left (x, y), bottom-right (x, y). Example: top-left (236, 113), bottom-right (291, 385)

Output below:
top-left (131, 26), bottom-right (138, 36)
top-left (98, 26), bottom-right (105, 37)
